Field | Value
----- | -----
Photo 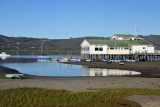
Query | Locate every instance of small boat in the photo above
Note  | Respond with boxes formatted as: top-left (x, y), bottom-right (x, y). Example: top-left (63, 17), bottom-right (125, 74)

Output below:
top-left (0, 52), bottom-right (11, 56)
top-left (52, 58), bottom-right (58, 61)
top-left (107, 61), bottom-right (112, 63)
top-left (60, 58), bottom-right (69, 62)
top-left (37, 39), bottom-right (51, 61)
top-left (101, 59), bottom-right (107, 62)
top-left (119, 62), bottom-right (125, 65)
top-left (70, 58), bottom-right (80, 62)
top-left (86, 59), bottom-right (91, 62)
top-left (38, 56), bottom-right (51, 61)
top-left (113, 60), bottom-right (121, 62)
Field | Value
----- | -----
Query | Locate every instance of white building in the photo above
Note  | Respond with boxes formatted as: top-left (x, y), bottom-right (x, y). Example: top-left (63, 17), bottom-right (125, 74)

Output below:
top-left (80, 34), bottom-right (155, 60)
top-left (111, 34), bottom-right (142, 40)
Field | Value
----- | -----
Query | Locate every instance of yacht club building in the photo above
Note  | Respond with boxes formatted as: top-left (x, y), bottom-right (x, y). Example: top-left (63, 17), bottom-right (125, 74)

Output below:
top-left (80, 34), bottom-right (159, 61)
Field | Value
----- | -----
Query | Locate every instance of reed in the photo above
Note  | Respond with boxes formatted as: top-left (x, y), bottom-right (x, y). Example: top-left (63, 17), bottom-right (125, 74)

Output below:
top-left (1, 88), bottom-right (160, 107)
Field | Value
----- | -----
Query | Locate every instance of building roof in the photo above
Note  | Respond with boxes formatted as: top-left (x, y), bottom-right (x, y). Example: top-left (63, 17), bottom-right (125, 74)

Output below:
top-left (86, 39), bottom-right (151, 47)
top-left (114, 34), bottom-right (134, 37)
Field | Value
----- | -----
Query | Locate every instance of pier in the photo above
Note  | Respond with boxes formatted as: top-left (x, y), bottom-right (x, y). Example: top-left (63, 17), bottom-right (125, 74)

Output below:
top-left (81, 53), bottom-right (160, 62)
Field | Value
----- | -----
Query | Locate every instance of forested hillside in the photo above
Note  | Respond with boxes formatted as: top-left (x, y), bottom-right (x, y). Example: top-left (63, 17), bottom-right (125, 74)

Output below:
top-left (0, 35), bottom-right (105, 50)
top-left (0, 34), bottom-right (159, 50)
top-left (140, 35), bottom-right (160, 50)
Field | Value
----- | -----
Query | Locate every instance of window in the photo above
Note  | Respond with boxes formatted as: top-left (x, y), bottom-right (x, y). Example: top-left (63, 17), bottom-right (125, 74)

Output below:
top-left (110, 48), bottom-right (114, 50)
top-left (124, 48), bottom-right (129, 50)
top-left (143, 47), bottom-right (146, 49)
top-left (95, 47), bottom-right (103, 51)
top-left (95, 72), bottom-right (103, 76)
top-left (99, 48), bottom-right (103, 51)
top-left (95, 47), bottom-right (98, 51)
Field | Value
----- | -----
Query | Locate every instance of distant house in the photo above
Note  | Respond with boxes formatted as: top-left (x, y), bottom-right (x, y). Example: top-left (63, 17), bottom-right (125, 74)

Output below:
top-left (80, 34), bottom-right (155, 60)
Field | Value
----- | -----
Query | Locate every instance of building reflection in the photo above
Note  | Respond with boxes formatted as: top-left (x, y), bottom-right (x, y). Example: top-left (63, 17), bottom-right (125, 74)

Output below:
top-left (81, 66), bottom-right (141, 76)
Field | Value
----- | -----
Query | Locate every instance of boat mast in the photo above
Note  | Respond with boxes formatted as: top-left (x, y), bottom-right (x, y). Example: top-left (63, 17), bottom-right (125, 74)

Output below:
top-left (41, 39), bottom-right (44, 55)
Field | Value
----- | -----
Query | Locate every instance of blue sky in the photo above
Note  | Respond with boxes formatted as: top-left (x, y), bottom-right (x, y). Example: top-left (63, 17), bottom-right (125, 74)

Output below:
top-left (0, 0), bottom-right (160, 39)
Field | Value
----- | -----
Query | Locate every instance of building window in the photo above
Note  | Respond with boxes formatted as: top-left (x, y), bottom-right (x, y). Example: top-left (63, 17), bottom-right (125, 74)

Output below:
top-left (124, 48), bottom-right (129, 50)
top-left (143, 47), bottom-right (146, 49)
top-left (99, 48), bottom-right (103, 51)
top-left (95, 47), bottom-right (103, 51)
top-left (95, 47), bottom-right (98, 51)
top-left (110, 48), bottom-right (114, 50)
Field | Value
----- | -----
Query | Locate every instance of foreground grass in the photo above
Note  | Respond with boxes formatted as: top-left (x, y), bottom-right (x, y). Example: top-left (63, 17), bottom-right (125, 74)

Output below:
top-left (1, 88), bottom-right (160, 107)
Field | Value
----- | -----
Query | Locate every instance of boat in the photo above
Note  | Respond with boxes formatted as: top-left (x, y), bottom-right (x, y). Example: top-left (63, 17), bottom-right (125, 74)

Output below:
top-left (38, 56), bottom-right (51, 61)
top-left (101, 59), bottom-right (107, 62)
top-left (38, 39), bottom-right (51, 61)
top-left (60, 58), bottom-right (69, 62)
top-left (70, 58), bottom-right (80, 62)
top-left (51, 58), bottom-right (58, 61)
top-left (0, 52), bottom-right (11, 56)
top-left (86, 59), bottom-right (91, 62)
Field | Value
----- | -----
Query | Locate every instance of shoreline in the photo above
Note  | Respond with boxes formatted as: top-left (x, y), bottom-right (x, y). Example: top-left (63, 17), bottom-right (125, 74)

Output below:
top-left (0, 59), bottom-right (160, 78)
top-left (64, 61), bottom-right (160, 75)
top-left (0, 60), bottom-right (160, 92)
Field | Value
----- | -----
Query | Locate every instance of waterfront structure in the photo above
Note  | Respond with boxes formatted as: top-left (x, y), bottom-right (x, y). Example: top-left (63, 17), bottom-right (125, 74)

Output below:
top-left (80, 34), bottom-right (159, 61)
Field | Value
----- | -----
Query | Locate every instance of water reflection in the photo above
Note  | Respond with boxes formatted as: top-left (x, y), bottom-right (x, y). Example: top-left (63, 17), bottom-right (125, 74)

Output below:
top-left (81, 66), bottom-right (141, 76)
top-left (1, 56), bottom-right (141, 77)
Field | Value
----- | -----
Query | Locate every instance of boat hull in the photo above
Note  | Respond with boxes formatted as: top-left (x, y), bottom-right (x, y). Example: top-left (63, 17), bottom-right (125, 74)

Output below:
top-left (38, 56), bottom-right (51, 61)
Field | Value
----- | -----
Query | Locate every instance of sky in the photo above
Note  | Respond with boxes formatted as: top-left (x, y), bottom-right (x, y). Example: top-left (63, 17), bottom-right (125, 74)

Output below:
top-left (0, 0), bottom-right (160, 39)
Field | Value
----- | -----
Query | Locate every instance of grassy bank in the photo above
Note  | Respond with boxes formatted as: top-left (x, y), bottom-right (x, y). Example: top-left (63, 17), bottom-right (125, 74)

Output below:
top-left (1, 88), bottom-right (160, 107)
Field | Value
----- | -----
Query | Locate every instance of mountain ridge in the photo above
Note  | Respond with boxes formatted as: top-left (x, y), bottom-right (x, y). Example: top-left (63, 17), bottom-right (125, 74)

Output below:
top-left (0, 34), bottom-right (160, 50)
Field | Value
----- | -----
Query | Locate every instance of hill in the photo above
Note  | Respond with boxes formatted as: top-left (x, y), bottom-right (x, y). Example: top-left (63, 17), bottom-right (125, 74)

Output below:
top-left (0, 34), bottom-right (159, 50)
top-left (0, 35), bottom-right (105, 50)
top-left (139, 35), bottom-right (160, 50)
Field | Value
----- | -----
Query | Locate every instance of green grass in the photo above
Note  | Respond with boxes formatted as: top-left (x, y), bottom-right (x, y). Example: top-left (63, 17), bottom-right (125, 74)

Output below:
top-left (1, 88), bottom-right (160, 107)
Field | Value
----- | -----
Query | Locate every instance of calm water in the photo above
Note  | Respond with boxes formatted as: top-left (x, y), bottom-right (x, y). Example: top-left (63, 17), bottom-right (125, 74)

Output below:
top-left (0, 53), bottom-right (141, 76)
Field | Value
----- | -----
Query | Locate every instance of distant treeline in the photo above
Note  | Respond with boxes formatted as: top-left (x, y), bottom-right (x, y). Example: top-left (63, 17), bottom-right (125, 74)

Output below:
top-left (0, 34), bottom-right (160, 51)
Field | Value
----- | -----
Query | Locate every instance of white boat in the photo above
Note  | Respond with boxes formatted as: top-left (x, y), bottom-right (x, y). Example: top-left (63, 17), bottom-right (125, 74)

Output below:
top-left (70, 58), bottom-right (80, 62)
top-left (37, 39), bottom-right (51, 61)
top-left (38, 56), bottom-right (51, 61)
top-left (0, 52), bottom-right (11, 56)
top-left (51, 58), bottom-right (58, 61)
top-left (60, 58), bottom-right (69, 62)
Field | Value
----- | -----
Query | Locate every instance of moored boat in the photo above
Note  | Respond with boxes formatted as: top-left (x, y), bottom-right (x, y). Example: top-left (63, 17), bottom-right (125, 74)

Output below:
top-left (51, 58), bottom-right (58, 61)
top-left (37, 39), bottom-right (51, 61)
top-left (70, 58), bottom-right (80, 62)
top-left (0, 52), bottom-right (11, 56)
top-left (38, 56), bottom-right (51, 61)
top-left (60, 58), bottom-right (69, 62)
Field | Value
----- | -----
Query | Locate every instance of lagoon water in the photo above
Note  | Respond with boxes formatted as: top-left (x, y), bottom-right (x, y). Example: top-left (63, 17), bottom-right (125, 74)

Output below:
top-left (0, 53), bottom-right (141, 76)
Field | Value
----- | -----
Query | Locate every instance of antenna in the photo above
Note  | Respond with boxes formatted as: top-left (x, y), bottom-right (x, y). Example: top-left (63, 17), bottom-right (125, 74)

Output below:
top-left (134, 24), bottom-right (137, 37)
top-left (134, 24), bottom-right (138, 37)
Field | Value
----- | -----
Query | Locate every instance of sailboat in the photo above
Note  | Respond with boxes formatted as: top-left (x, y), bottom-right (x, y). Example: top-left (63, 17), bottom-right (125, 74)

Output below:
top-left (38, 39), bottom-right (51, 61)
